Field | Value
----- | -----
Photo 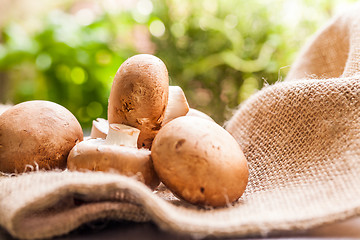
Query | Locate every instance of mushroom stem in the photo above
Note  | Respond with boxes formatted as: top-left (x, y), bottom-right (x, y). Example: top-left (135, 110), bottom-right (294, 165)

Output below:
top-left (186, 108), bottom-right (215, 122)
top-left (90, 118), bottom-right (109, 139)
top-left (162, 86), bottom-right (189, 125)
top-left (105, 124), bottom-right (140, 147)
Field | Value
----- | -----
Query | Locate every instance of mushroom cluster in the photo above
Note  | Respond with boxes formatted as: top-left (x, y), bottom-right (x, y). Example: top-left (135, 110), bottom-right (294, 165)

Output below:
top-left (68, 54), bottom-right (249, 206)
top-left (0, 53), bottom-right (248, 207)
top-left (68, 54), bottom-right (192, 190)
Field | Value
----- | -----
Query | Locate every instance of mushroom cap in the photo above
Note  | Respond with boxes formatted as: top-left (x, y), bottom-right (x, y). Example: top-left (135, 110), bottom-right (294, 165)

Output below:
top-left (0, 100), bottom-right (83, 173)
top-left (67, 138), bottom-right (160, 189)
top-left (151, 116), bottom-right (248, 207)
top-left (108, 54), bottom-right (169, 149)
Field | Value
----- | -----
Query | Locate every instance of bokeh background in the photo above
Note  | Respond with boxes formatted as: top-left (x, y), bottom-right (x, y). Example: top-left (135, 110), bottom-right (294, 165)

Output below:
top-left (0, 0), bottom-right (356, 130)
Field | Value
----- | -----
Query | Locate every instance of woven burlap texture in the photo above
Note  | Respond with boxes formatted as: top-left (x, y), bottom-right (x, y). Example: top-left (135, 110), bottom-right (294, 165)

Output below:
top-left (1, 4), bottom-right (360, 240)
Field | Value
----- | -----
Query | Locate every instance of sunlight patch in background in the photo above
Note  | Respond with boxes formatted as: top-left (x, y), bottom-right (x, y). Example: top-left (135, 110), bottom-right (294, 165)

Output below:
top-left (0, 0), bottom-right (357, 128)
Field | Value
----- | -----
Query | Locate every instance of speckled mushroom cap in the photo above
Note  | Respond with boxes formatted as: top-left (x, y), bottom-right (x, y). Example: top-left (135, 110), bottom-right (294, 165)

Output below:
top-left (108, 54), bottom-right (169, 149)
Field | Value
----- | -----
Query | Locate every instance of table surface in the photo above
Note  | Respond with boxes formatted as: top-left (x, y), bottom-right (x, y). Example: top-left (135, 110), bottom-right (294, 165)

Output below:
top-left (1, 216), bottom-right (360, 240)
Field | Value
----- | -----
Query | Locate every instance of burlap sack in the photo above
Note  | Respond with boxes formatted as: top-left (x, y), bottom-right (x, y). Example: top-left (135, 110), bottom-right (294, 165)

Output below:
top-left (1, 4), bottom-right (360, 240)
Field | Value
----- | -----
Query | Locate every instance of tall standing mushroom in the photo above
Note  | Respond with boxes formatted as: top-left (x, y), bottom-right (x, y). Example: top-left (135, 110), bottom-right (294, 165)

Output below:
top-left (90, 86), bottom-right (190, 140)
top-left (108, 54), bottom-right (169, 149)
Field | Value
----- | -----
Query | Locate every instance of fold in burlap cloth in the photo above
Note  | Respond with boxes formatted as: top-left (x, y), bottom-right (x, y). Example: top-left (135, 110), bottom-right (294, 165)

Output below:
top-left (1, 4), bottom-right (360, 240)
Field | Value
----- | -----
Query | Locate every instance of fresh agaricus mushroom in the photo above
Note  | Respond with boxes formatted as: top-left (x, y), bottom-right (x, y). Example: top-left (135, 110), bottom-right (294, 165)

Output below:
top-left (151, 116), bottom-right (248, 207)
top-left (186, 108), bottom-right (214, 122)
top-left (90, 118), bottom-right (109, 139)
top-left (162, 86), bottom-right (189, 125)
top-left (91, 86), bottom-right (189, 140)
top-left (108, 54), bottom-right (169, 149)
top-left (67, 123), bottom-right (160, 189)
top-left (0, 100), bottom-right (83, 173)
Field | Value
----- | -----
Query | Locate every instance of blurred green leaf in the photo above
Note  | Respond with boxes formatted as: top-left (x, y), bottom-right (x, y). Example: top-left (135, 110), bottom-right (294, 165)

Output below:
top-left (0, 0), bottom-right (356, 129)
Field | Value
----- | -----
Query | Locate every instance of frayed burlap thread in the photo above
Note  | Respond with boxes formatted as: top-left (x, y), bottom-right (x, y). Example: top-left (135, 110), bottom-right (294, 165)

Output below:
top-left (1, 4), bottom-right (360, 240)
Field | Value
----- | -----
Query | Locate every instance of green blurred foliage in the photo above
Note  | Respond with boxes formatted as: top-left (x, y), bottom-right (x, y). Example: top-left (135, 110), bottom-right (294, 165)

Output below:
top-left (0, 0), bottom-right (356, 129)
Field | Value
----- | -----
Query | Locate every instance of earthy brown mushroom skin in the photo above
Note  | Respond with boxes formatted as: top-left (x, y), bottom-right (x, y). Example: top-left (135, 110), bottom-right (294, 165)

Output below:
top-left (0, 100), bottom-right (83, 173)
top-left (67, 139), bottom-right (160, 189)
top-left (151, 116), bottom-right (248, 207)
top-left (108, 54), bottom-right (169, 149)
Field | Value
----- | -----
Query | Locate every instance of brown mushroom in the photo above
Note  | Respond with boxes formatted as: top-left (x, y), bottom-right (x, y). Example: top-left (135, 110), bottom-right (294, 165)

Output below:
top-left (68, 123), bottom-right (160, 189)
top-left (151, 116), bottom-right (248, 207)
top-left (108, 54), bottom-right (169, 149)
top-left (0, 100), bottom-right (83, 173)
top-left (91, 86), bottom-right (189, 140)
